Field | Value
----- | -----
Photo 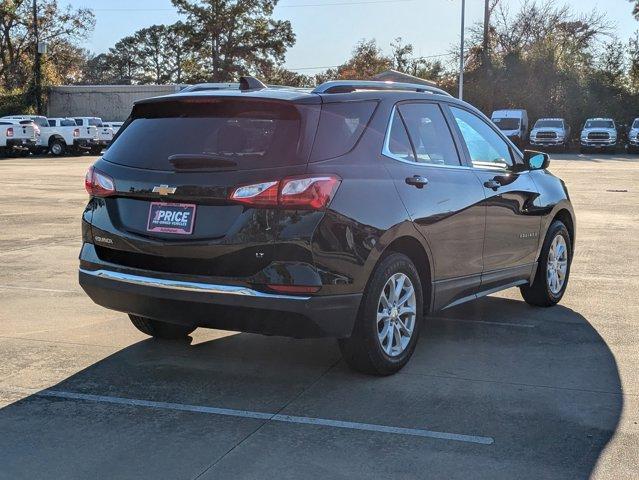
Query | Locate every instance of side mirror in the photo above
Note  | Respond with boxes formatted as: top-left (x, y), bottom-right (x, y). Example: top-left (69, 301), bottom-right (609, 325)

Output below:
top-left (523, 150), bottom-right (549, 170)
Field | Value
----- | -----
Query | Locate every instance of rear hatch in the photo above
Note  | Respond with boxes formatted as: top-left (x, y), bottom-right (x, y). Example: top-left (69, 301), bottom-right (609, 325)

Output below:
top-left (77, 125), bottom-right (98, 140)
top-left (89, 94), bottom-right (323, 279)
top-left (98, 126), bottom-right (114, 142)
top-left (12, 123), bottom-right (37, 141)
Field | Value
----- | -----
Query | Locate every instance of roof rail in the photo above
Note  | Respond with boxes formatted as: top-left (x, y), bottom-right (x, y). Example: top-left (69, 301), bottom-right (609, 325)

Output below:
top-left (311, 80), bottom-right (452, 96)
top-left (180, 76), bottom-right (268, 93)
top-left (180, 83), bottom-right (239, 92)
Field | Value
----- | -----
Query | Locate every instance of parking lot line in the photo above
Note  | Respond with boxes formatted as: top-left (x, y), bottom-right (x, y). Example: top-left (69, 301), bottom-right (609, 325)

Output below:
top-left (19, 388), bottom-right (494, 445)
top-left (0, 285), bottom-right (78, 294)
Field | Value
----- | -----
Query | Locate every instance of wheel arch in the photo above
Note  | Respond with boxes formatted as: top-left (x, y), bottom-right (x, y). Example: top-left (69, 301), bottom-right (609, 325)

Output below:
top-left (378, 235), bottom-right (434, 313)
top-left (552, 208), bottom-right (575, 253)
top-left (48, 134), bottom-right (66, 146)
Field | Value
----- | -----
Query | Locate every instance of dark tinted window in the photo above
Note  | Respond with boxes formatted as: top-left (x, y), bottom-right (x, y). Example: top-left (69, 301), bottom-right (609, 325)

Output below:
top-left (74, 118), bottom-right (83, 126)
top-left (385, 111), bottom-right (415, 162)
top-left (585, 120), bottom-right (614, 129)
top-left (535, 120), bottom-right (563, 129)
top-left (89, 118), bottom-right (102, 127)
top-left (398, 103), bottom-right (460, 166)
top-left (61, 118), bottom-right (76, 127)
top-left (310, 101), bottom-right (376, 161)
top-left (104, 99), bottom-right (304, 171)
top-left (48, 120), bottom-right (56, 127)
top-left (493, 117), bottom-right (520, 130)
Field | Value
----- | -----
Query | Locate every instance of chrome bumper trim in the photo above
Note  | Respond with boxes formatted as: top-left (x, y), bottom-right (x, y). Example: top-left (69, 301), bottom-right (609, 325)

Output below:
top-left (79, 268), bottom-right (311, 301)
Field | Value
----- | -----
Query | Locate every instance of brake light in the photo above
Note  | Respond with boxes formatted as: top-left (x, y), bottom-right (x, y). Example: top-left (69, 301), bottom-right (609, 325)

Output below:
top-left (85, 165), bottom-right (115, 197)
top-left (73, 128), bottom-right (80, 138)
top-left (229, 175), bottom-right (341, 210)
top-left (6, 127), bottom-right (13, 137)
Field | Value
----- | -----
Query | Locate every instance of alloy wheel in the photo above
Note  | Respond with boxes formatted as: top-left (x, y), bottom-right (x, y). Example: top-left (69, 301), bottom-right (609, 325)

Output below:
top-left (547, 234), bottom-right (568, 294)
top-left (376, 272), bottom-right (416, 357)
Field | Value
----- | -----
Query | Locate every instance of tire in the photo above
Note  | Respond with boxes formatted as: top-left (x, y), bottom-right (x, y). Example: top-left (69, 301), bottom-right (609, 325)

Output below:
top-left (90, 146), bottom-right (103, 156)
top-left (338, 252), bottom-right (423, 375)
top-left (520, 220), bottom-right (572, 307)
top-left (129, 314), bottom-right (195, 340)
top-left (49, 139), bottom-right (66, 156)
top-left (579, 147), bottom-right (587, 154)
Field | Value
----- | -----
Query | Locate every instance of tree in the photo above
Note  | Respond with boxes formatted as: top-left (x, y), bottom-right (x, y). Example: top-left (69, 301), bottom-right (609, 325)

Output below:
top-left (171, 0), bottom-right (295, 82)
top-left (0, 0), bottom-right (94, 104)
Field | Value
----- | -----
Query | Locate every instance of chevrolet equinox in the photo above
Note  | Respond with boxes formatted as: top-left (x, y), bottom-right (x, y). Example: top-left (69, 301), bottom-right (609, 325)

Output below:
top-left (79, 77), bottom-right (575, 375)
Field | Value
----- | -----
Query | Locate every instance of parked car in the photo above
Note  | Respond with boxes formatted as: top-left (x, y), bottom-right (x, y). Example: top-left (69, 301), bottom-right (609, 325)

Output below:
top-left (580, 118), bottom-right (618, 153)
top-left (1, 115), bottom-right (97, 156)
top-left (0, 119), bottom-right (38, 156)
top-left (103, 122), bottom-right (124, 134)
top-left (626, 118), bottom-right (639, 153)
top-left (79, 77), bottom-right (575, 375)
top-left (529, 118), bottom-right (571, 151)
top-left (491, 109), bottom-right (529, 147)
top-left (74, 117), bottom-right (113, 154)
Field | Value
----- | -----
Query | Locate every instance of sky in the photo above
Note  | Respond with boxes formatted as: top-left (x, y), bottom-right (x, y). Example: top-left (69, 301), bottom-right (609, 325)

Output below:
top-left (61, 0), bottom-right (639, 74)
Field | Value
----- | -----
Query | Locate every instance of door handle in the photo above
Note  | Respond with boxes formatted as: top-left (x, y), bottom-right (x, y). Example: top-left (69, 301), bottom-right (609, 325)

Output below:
top-left (483, 179), bottom-right (501, 190)
top-left (405, 175), bottom-right (429, 188)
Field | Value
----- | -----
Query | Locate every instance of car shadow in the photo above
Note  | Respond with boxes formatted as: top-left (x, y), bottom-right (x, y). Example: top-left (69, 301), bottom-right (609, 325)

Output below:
top-left (0, 296), bottom-right (622, 479)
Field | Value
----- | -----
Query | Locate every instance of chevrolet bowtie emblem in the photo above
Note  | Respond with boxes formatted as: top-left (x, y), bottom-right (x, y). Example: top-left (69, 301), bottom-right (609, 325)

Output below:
top-left (152, 185), bottom-right (177, 196)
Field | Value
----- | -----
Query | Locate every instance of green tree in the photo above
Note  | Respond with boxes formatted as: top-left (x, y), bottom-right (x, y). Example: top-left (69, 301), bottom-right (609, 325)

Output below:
top-left (0, 0), bottom-right (94, 92)
top-left (171, 0), bottom-right (295, 82)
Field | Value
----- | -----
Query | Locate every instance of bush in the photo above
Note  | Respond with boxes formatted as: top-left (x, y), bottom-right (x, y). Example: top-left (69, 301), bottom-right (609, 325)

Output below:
top-left (0, 90), bottom-right (34, 117)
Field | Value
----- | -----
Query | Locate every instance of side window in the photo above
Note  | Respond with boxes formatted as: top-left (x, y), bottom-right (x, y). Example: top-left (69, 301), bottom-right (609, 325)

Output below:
top-left (48, 120), bottom-right (55, 127)
top-left (398, 103), bottom-right (460, 166)
top-left (385, 109), bottom-right (415, 162)
top-left (450, 106), bottom-right (513, 169)
top-left (75, 118), bottom-right (83, 126)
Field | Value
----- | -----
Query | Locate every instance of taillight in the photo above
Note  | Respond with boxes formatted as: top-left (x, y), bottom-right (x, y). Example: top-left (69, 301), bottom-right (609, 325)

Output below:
top-left (6, 127), bottom-right (13, 137)
top-left (73, 128), bottom-right (80, 138)
top-left (85, 165), bottom-right (115, 197)
top-left (230, 181), bottom-right (279, 207)
top-left (229, 175), bottom-right (341, 210)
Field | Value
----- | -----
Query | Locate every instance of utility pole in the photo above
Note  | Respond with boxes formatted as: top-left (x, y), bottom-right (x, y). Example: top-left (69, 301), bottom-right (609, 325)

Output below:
top-left (483, 0), bottom-right (490, 61)
top-left (32, 0), bottom-right (42, 114)
top-left (459, 0), bottom-right (465, 100)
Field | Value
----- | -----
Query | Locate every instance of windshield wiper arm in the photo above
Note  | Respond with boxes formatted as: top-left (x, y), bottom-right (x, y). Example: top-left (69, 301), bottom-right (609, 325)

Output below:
top-left (168, 154), bottom-right (238, 171)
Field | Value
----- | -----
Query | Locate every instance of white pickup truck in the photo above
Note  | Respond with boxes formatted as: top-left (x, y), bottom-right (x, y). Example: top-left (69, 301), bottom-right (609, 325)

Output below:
top-left (0, 119), bottom-right (38, 156)
top-left (74, 117), bottom-right (113, 154)
top-left (1, 115), bottom-right (98, 156)
top-left (103, 121), bottom-right (123, 134)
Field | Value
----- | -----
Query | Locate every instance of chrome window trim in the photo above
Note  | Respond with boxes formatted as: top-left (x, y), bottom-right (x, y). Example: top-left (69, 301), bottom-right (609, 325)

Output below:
top-left (79, 268), bottom-right (311, 300)
top-left (381, 106), bottom-right (471, 170)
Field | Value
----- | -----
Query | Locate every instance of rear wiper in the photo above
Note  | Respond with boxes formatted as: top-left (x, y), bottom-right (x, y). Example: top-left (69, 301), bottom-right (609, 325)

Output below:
top-left (168, 153), bottom-right (238, 171)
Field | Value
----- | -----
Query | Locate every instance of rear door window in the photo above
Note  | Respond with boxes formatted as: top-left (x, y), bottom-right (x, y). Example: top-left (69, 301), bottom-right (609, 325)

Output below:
top-left (310, 101), bottom-right (377, 161)
top-left (397, 103), bottom-right (460, 166)
top-left (104, 99), bottom-right (305, 171)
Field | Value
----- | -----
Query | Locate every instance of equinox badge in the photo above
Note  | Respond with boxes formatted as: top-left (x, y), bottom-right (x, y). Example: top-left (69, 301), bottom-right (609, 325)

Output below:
top-left (152, 185), bottom-right (177, 196)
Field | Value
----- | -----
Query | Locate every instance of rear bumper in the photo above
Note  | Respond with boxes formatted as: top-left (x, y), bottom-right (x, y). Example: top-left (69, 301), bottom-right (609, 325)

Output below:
top-left (7, 138), bottom-right (36, 150)
top-left (79, 260), bottom-right (361, 339)
top-left (74, 139), bottom-right (94, 150)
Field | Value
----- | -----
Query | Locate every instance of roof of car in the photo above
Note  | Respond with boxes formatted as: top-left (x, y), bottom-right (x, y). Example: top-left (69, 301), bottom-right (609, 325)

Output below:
top-left (536, 117), bottom-right (564, 121)
top-left (586, 117), bottom-right (614, 121)
top-left (136, 78), bottom-right (453, 106)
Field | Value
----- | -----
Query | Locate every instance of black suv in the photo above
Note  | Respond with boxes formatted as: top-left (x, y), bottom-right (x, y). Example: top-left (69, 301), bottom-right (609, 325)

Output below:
top-left (79, 77), bottom-right (575, 375)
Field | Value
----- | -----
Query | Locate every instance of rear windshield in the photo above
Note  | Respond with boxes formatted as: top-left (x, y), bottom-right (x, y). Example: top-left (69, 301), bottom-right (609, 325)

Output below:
top-left (585, 120), bottom-right (614, 129)
top-left (310, 101), bottom-right (377, 161)
top-left (535, 120), bottom-right (563, 129)
top-left (104, 99), bottom-right (305, 171)
top-left (492, 118), bottom-right (520, 130)
top-left (632, 119), bottom-right (639, 129)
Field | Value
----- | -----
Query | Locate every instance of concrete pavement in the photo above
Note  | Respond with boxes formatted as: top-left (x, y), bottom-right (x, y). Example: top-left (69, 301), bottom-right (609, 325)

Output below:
top-left (0, 153), bottom-right (637, 479)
